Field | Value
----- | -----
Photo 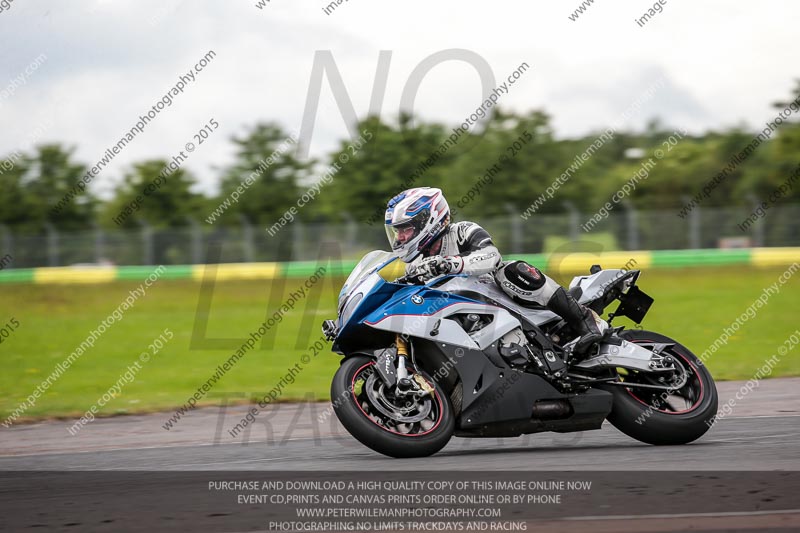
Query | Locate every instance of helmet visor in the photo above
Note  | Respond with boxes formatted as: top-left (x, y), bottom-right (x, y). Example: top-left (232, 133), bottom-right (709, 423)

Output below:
top-left (385, 209), bottom-right (430, 253)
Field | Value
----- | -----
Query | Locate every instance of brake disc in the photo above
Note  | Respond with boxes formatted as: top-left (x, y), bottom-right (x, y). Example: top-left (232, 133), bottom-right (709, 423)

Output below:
top-left (364, 373), bottom-right (432, 423)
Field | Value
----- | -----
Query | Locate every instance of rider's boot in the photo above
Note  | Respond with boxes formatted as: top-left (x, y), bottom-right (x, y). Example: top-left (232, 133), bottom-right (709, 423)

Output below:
top-left (546, 287), bottom-right (606, 360)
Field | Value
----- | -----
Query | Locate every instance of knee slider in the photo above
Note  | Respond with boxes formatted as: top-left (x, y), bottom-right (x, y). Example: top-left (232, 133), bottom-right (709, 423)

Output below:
top-left (508, 261), bottom-right (546, 290)
top-left (495, 261), bottom-right (546, 304)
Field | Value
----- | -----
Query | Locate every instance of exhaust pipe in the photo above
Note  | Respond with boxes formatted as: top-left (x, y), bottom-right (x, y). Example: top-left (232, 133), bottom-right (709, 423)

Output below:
top-left (531, 400), bottom-right (572, 420)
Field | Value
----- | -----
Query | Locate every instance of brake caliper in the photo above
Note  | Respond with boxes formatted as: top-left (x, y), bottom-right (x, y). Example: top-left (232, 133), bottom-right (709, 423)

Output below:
top-left (413, 374), bottom-right (434, 395)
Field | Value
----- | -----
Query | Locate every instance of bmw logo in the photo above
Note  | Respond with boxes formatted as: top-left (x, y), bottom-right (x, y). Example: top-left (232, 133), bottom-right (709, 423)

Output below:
top-left (411, 295), bottom-right (424, 305)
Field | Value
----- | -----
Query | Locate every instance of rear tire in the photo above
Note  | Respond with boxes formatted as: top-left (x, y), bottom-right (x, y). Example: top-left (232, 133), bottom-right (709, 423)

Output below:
top-left (600, 329), bottom-right (718, 445)
top-left (331, 355), bottom-right (454, 458)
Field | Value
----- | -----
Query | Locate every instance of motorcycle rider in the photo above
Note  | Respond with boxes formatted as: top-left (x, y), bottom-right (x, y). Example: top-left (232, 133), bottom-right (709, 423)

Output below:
top-left (384, 186), bottom-right (605, 357)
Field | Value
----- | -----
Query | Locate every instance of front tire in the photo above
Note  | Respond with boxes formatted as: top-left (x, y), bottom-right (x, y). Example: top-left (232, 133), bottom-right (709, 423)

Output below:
top-left (331, 355), bottom-right (454, 458)
top-left (600, 329), bottom-right (718, 445)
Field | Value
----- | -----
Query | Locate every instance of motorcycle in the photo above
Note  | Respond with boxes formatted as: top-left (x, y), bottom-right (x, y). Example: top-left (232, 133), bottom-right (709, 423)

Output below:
top-left (322, 251), bottom-right (718, 458)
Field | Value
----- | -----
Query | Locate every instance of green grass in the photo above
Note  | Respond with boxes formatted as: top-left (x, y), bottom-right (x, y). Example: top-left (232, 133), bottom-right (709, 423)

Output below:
top-left (1, 265), bottom-right (798, 421)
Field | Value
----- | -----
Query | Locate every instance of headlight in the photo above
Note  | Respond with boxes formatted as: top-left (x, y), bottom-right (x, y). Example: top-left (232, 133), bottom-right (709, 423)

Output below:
top-left (340, 292), bottom-right (364, 325)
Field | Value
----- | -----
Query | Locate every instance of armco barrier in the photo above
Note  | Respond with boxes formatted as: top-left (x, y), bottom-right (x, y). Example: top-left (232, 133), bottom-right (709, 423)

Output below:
top-left (0, 247), bottom-right (799, 285)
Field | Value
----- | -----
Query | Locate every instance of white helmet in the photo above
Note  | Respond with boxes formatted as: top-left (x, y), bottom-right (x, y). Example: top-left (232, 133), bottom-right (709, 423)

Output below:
top-left (384, 187), bottom-right (450, 262)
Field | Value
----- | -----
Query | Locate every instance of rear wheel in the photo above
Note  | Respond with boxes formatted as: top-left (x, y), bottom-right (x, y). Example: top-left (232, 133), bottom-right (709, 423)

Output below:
top-left (331, 355), bottom-right (454, 458)
top-left (600, 329), bottom-right (718, 445)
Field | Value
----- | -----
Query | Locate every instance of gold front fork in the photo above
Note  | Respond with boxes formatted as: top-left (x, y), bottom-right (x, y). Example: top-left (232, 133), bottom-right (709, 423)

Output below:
top-left (396, 334), bottom-right (433, 394)
top-left (396, 334), bottom-right (409, 380)
top-left (396, 334), bottom-right (409, 358)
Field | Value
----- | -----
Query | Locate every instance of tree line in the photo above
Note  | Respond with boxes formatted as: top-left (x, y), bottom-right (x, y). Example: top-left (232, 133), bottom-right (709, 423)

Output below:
top-left (2, 83), bottom-right (799, 233)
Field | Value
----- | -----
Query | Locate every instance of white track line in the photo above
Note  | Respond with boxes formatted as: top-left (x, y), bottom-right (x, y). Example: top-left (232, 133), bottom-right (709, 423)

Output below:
top-left (709, 431), bottom-right (800, 443)
top-left (562, 509), bottom-right (800, 521)
top-left (734, 414), bottom-right (800, 419)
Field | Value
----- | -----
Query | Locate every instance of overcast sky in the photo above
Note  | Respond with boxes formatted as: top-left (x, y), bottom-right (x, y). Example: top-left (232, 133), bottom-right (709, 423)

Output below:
top-left (0, 0), bottom-right (797, 197)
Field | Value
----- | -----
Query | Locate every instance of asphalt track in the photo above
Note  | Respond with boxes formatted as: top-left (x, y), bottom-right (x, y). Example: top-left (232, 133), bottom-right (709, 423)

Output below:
top-left (1, 413), bottom-right (799, 471)
top-left (2, 377), bottom-right (799, 470)
top-left (1, 378), bottom-right (799, 532)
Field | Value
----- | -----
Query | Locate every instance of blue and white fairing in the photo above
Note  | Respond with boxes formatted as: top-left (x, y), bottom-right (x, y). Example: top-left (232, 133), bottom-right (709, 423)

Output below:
top-left (332, 250), bottom-right (638, 354)
top-left (333, 251), bottom-right (487, 353)
top-left (333, 252), bottom-right (529, 354)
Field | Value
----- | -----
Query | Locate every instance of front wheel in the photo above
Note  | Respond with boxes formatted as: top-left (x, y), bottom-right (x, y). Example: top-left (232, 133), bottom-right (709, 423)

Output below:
top-left (600, 329), bottom-right (718, 445)
top-left (331, 355), bottom-right (454, 458)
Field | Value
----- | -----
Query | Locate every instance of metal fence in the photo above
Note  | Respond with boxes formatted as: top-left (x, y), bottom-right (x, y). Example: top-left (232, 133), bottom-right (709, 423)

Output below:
top-left (2, 203), bottom-right (798, 268)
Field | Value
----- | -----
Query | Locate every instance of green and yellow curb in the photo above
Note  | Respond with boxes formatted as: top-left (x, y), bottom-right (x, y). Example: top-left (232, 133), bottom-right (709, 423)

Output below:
top-left (1, 247), bottom-right (798, 285)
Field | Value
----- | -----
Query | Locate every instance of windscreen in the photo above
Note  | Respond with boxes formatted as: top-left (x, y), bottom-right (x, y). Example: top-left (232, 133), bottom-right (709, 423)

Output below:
top-left (339, 251), bottom-right (394, 303)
